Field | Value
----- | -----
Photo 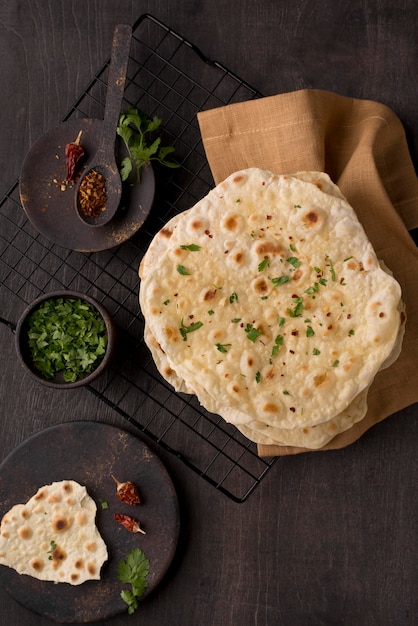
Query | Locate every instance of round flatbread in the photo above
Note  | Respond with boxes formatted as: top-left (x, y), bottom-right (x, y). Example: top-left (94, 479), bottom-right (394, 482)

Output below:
top-left (139, 169), bottom-right (405, 448)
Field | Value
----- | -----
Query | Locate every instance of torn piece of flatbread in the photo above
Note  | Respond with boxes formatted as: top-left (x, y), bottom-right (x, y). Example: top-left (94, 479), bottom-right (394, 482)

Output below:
top-left (0, 480), bottom-right (108, 585)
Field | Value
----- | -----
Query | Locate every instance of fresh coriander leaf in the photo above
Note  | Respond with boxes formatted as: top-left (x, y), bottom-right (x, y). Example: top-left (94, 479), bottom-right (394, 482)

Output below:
top-left (117, 106), bottom-right (179, 184)
top-left (245, 324), bottom-right (262, 342)
top-left (216, 343), bottom-right (232, 353)
top-left (117, 547), bottom-right (150, 615)
top-left (180, 243), bottom-right (201, 251)
top-left (177, 265), bottom-right (190, 275)
top-left (271, 275), bottom-right (291, 287)
top-left (258, 258), bottom-right (270, 272)
top-left (179, 319), bottom-right (203, 340)
top-left (286, 256), bottom-right (301, 269)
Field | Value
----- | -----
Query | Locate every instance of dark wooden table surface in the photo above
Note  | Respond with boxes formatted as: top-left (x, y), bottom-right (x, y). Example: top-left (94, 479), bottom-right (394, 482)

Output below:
top-left (0, 2), bottom-right (417, 625)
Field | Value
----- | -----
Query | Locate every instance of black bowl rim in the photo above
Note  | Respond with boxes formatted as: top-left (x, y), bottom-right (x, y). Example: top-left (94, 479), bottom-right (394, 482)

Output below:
top-left (15, 290), bottom-right (116, 389)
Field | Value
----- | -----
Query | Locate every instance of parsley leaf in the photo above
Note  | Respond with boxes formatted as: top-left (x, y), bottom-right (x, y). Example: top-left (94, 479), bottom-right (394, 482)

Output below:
top-left (117, 106), bottom-right (179, 184)
top-left (117, 548), bottom-right (150, 615)
top-left (244, 324), bottom-right (262, 342)
top-left (179, 319), bottom-right (203, 340)
top-left (180, 244), bottom-right (201, 251)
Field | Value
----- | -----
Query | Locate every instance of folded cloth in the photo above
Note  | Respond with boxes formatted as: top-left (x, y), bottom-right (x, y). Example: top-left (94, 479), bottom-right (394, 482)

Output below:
top-left (197, 89), bottom-right (418, 456)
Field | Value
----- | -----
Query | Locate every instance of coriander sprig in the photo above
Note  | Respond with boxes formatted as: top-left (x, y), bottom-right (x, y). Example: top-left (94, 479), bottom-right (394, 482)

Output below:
top-left (117, 548), bottom-right (150, 615)
top-left (117, 106), bottom-right (179, 184)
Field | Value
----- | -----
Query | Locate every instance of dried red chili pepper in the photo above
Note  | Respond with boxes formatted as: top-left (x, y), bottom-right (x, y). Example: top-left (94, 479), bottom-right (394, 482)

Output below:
top-left (65, 130), bottom-right (85, 182)
top-left (111, 475), bottom-right (141, 505)
top-left (114, 513), bottom-right (146, 534)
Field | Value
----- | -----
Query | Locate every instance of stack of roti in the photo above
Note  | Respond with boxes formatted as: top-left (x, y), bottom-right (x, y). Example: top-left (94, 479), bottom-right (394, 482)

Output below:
top-left (139, 169), bottom-right (405, 450)
top-left (0, 480), bottom-right (108, 585)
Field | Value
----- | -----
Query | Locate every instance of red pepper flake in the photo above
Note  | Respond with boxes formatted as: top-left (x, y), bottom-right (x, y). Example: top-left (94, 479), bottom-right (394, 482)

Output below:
top-left (114, 513), bottom-right (146, 534)
top-left (78, 170), bottom-right (107, 217)
top-left (65, 131), bottom-right (85, 182)
top-left (111, 475), bottom-right (141, 506)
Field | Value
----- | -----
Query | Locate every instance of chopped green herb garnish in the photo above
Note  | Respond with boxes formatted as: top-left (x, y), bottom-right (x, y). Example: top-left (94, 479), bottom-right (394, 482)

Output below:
top-left (348, 329), bottom-right (355, 336)
top-left (344, 256), bottom-right (353, 262)
top-left (208, 309), bottom-right (215, 315)
top-left (305, 282), bottom-right (319, 294)
top-left (163, 299), bottom-right (170, 306)
top-left (327, 257), bottom-right (337, 281)
top-left (271, 334), bottom-right (284, 356)
top-left (287, 297), bottom-right (304, 317)
top-left (26, 297), bottom-right (108, 383)
top-left (244, 324), bottom-right (262, 342)
top-left (286, 256), bottom-right (301, 269)
top-left (176, 265), bottom-right (190, 275)
top-left (47, 540), bottom-right (57, 560)
top-left (99, 498), bottom-right (109, 510)
top-left (319, 278), bottom-right (327, 286)
top-left (314, 266), bottom-right (322, 274)
top-left (179, 319), bottom-right (203, 340)
top-left (258, 258), bottom-right (270, 272)
top-left (289, 243), bottom-right (296, 252)
top-left (232, 318), bottom-right (242, 323)
top-left (294, 204), bottom-right (301, 208)
top-left (313, 348), bottom-right (321, 355)
top-left (180, 243), bottom-right (201, 251)
top-left (283, 390), bottom-right (290, 395)
top-left (255, 371), bottom-right (261, 383)
top-left (278, 316), bottom-right (286, 327)
top-left (332, 360), bottom-right (340, 367)
top-left (216, 343), bottom-right (232, 353)
top-left (306, 326), bottom-right (315, 337)
top-left (229, 292), bottom-right (239, 304)
top-left (271, 275), bottom-right (291, 287)
top-left (117, 547), bottom-right (150, 615)
top-left (117, 106), bottom-right (179, 184)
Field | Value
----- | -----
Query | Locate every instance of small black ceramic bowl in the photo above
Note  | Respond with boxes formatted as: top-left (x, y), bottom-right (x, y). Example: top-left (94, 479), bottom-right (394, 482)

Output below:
top-left (15, 290), bottom-right (116, 389)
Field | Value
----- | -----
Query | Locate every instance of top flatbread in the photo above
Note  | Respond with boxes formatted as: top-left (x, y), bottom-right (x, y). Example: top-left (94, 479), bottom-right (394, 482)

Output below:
top-left (139, 169), bottom-right (404, 445)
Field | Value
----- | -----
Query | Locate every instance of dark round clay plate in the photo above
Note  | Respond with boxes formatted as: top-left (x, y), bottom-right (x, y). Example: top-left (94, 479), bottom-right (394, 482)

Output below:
top-left (0, 421), bottom-right (180, 623)
top-left (19, 119), bottom-right (155, 252)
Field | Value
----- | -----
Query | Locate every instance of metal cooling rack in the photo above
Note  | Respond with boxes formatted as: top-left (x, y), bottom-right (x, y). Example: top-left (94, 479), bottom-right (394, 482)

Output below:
top-left (0, 14), bottom-right (277, 502)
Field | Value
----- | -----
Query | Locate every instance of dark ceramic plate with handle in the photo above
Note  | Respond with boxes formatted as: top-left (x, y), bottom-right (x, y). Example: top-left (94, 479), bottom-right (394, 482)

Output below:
top-left (0, 421), bottom-right (180, 623)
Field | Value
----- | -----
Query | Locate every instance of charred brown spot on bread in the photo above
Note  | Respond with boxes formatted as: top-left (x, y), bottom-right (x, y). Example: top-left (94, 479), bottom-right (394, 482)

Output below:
top-left (34, 489), bottom-right (46, 501)
top-left (51, 545), bottom-right (67, 568)
top-left (30, 558), bottom-right (44, 571)
top-left (87, 563), bottom-right (97, 576)
top-left (303, 210), bottom-right (319, 226)
top-left (62, 482), bottom-right (73, 494)
top-left (18, 525), bottom-right (32, 539)
top-left (203, 288), bottom-right (218, 301)
top-left (254, 240), bottom-right (284, 257)
top-left (74, 558), bottom-right (84, 569)
top-left (223, 215), bottom-right (239, 230)
top-left (70, 573), bottom-right (80, 582)
top-left (52, 516), bottom-right (70, 532)
top-left (252, 277), bottom-right (269, 294)
top-left (232, 175), bottom-right (245, 184)
top-left (190, 219), bottom-right (204, 231)
top-left (313, 373), bottom-right (329, 388)
top-left (232, 250), bottom-right (245, 265)
top-left (262, 402), bottom-right (280, 414)
top-left (160, 227), bottom-right (173, 239)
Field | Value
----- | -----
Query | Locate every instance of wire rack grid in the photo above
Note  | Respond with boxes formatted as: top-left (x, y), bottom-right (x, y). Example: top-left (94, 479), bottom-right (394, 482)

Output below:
top-left (0, 14), bottom-right (278, 503)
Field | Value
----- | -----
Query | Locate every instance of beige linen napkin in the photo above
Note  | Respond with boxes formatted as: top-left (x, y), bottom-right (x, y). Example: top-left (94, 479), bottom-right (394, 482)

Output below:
top-left (197, 89), bottom-right (418, 456)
